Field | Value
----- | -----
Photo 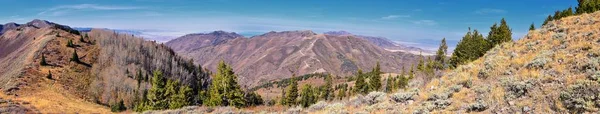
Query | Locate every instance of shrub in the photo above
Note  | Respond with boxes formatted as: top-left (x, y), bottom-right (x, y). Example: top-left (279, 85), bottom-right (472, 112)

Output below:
top-left (501, 78), bottom-right (534, 100)
top-left (308, 101), bottom-right (327, 111)
top-left (560, 80), bottom-right (600, 113)
top-left (525, 51), bottom-right (553, 69)
top-left (285, 106), bottom-right (303, 114)
top-left (467, 100), bottom-right (488, 112)
top-left (347, 95), bottom-right (365, 107)
top-left (46, 71), bottom-right (52, 79)
top-left (364, 91), bottom-right (386, 105)
top-left (325, 103), bottom-right (346, 114)
top-left (390, 92), bottom-right (416, 103)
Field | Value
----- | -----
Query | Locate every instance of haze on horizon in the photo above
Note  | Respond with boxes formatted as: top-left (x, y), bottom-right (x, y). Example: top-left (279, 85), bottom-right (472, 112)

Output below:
top-left (0, 0), bottom-right (577, 50)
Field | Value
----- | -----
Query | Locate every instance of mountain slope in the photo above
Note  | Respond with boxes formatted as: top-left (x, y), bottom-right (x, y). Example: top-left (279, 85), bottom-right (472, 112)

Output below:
top-left (324, 31), bottom-right (435, 55)
top-left (0, 20), bottom-right (209, 113)
top-left (167, 30), bottom-right (421, 87)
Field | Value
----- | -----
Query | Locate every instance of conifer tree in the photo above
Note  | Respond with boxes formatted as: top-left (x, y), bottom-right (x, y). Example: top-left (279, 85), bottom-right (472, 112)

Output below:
top-left (529, 23), bottom-right (536, 31)
top-left (321, 74), bottom-right (334, 100)
top-left (299, 85), bottom-right (316, 108)
top-left (207, 61), bottom-right (246, 107)
top-left (284, 74), bottom-right (299, 106)
top-left (353, 69), bottom-right (368, 94)
top-left (40, 54), bottom-right (48, 66)
top-left (147, 70), bottom-right (167, 110)
top-left (169, 85), bottom-right (192, 109)
top-left (488, 18), bottom-right (512, 47)
top-left (449, 28), bottom-right (490, 68)
top-left (543, 15), bottom-right (553, 26)
top-left (369, 62), bottom-right (382, 91)
top-left (47, 71), bottom-right (52, 79)
top-left (111, 99), bottom-right (126, 112)
top-left (417, 54), bottom-right (425, 71)
top-left (245, 92), bottom-right (264, 106)
top-left (66, 39), bottom-right (74, 47)
top-left (434, 38), bottom-right (448, 69)
top-left (79, 35), bottom-right (85, 42)
top-left (70, 50), bottom-right (79, 62)
top-left (337, 84), bottom-right (347, 100)
top-left (385, 77), bottom-right (394, 93)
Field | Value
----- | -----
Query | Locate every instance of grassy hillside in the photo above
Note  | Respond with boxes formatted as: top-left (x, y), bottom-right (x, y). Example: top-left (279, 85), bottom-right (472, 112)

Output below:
top-left (0, 22), bottom-right (210, 113)
top-left (143, 8), bottom-right (600, 114)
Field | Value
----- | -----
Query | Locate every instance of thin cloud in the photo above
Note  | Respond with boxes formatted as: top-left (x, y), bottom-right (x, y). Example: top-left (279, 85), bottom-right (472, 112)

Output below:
top-left (412, 20), bottom-right (437, 26)
top-left (474, 8), bottom-right (507, 14)
top-left (381, 15), bottom-right (410, 20)
top-left (39, 4), bottom-right (144, 16)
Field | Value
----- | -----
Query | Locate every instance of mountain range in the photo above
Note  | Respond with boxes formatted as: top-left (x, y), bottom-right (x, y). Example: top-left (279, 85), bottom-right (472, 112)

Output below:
top-left (166, 30), bottom-right (424, 87)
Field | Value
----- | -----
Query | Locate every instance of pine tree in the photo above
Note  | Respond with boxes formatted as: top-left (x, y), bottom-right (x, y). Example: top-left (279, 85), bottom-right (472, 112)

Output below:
top-left (543, 15), bottom-right (553, 26)
top-left (46, 71), bottom-right (52, 79)
top-left (40, 54), bottom-right (48, 66)
top-left (353, 69), bottom-right (368, 94)
top-left (417, 54), bottom-right (425, 71)
top-left (136, 70), bottom-right (143, 87)
top-left (488, 18), bottom-right (512, 47)
top-left (245, 92), bottom-right (264, 106)
top-left (66, 39), bottom-right (74, 47)
top-left (449, 28), bottom-right (490, 68)
top-left (299, 85), bottom-right (316, 108)
top-left (111, 99), bottom-right (126, 112)
top-left (369, 62), bottom-right (382, 91)
top-left (70, 50), bottom-right (79, 62)
top-left (337, 84), bottom-right (347, 100)
top-left (434, 38), bottom-right (448, 70)
top-left (385, 77), bottom-right (394, 93)
top-left (284, 74), bottom-right (299, 106)
top-left (165, 80), bottom-right (179, 109)
top-left (79, 35), bottom-right (85, 42)
top-left (207, 61), bottom-right (246, 107)
top-left (147, 70), bottom-right (167, 110)
top-left (169, 85), bottom-right (192, 109)
top-left (322, 74), bottom-right (334, 100)
top-left (529, 23), bottom-right (536, 31)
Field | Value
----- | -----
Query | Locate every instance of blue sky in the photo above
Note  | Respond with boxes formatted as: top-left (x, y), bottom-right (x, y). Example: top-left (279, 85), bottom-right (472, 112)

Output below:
top-left (0, 0), bottom-right (578, 50)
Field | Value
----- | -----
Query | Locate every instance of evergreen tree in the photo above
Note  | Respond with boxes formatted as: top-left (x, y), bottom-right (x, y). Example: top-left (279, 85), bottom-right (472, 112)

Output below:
top-left (40, 54), bottom-right (48, 66)
top-left (207, 61), bottom-right (246, 107)
top-left (385, 77), bottom-right (394, 92)
top-left (299, 85), bottom-right (316, 108)
top-left (147, 70), bottom-right (167, 110)
top-left (284, 74), bottom-right (299, 106)
top-left (337, 84), bottom-right (347, 100)
top-left (321, 74), bottom-right (334, 100)
top-left (245, 92), bottom-right (264, 106)
top-left (449, 28), bottom-right (490, 68)
top-left (165, 80), bottom-right (179, 108)
top-left (169, 85), bottom-right (192, 109)
top-left (47, 71), bottom-right (52, 79)
top-left (369, 62), bottom-right (382, 91)
top-left (417, 54), bottom-right (425, 71)
top-left (136, 70), bottom-right (143, 87)
top-left (79, 35), bottom-right (85, 42)
top-left (543, 15), bottom-right (553, 26)
top-left (66, 39), bottom-right (74, 47)
top-left (434, 38), bottom-right (448, 69)
top-left (111, 99), bottom-right (126, 112)
top-left (353, 69), bottom-right (368, 94)
top-left (70, 50), bottom-right (79, 62)
top-left (529, 23), bottom-right (536, 31)
top-left (487, 18), bottom-right (512, 47)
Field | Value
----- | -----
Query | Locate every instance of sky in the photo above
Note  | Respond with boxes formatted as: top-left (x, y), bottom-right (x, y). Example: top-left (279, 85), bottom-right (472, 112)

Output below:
top-left (0, 0), bottom-right (578, 50)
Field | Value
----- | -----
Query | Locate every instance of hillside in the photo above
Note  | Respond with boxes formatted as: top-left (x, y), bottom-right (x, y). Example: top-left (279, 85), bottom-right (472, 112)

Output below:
top-left (166, 30), bottom-right (422, 87)
top-left (324, 31), bottom-right (435, 55)
top-left (0, 20), bottom-right (210, 113)
top-left (147, 8), bottom-right (600, 114)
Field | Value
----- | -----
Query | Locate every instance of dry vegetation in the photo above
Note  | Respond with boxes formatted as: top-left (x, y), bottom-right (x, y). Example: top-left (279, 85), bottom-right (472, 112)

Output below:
top-left (146, 10), bottom-right (600, 114)
top-left (0, 22), bottom-right (210, 113)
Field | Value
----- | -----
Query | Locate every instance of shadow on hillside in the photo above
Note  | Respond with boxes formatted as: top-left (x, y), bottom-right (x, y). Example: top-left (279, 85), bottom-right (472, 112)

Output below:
top-left (75, 61), bottom-right (92, 67)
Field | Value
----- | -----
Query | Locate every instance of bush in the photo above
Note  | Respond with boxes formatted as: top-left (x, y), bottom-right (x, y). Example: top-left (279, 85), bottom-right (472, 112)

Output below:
top-left (308, 101), bottom-right (327, 111)
top-left (560, 80), bottom-right (600, 113)
top-left (525, 51), bottom-right (553, 69)
top-left (347, 95), bottom-right (365, 107)
top-left (390, 91), bottom-right (416, 103)
top-left (364, 91), bottom-right (386, 105)
top-left (501, 78), bottom-right (534, 100)
top-left (467, 100), bottom-right (488, 112)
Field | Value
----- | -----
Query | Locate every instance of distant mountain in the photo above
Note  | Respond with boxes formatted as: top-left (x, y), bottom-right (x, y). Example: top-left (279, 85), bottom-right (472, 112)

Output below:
top-left (167, 30), bottom-right (421, 87)
top-left (324, 31), bottom-right (436, 55)
top-left (166, 30), bottom-right (244, 52)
